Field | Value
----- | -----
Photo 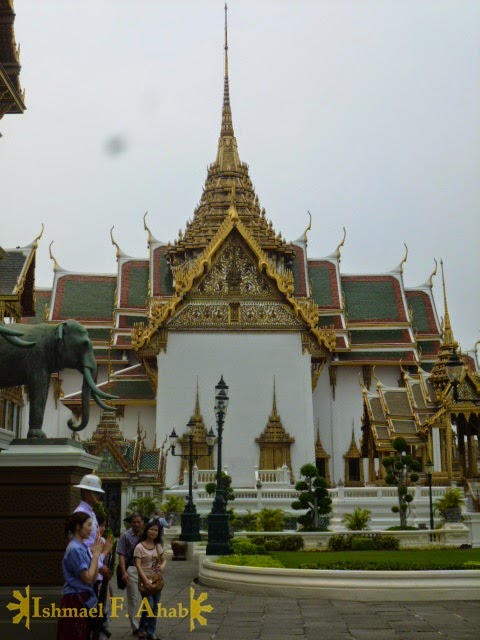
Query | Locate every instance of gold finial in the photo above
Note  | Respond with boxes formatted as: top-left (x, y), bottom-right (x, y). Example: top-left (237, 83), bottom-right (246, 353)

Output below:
top-left (48, 241), bottom-right (59, 272)
top-left (400, 243), bottom-right (408, 273)
top-left (440, 259), bottom-right (455, 346)
top-left (428, 258), bottom-right (437, 288)
top-left (31, 223), bottom-right (44, 249)
top-left (110, 226), bottom-right (125, 260)
top-left (399, 359), bottom-right (407, 376)
top-left (302, 210), bottom-right (312, 245)
top-left (373, 366), bottom-right (381, 387)
top-left (336, 227), bottom-right (347, 259)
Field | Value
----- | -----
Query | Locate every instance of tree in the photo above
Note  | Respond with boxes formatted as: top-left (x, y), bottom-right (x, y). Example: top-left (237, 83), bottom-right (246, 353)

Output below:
top-left (256, 508), bottom-right (285, 532)
top-left (127, 495), bottom-right (159, 519)
top-left (205, 471), bottom-right (235, 506)
top-left (291, 463), bottom-right (332, 530)
top-left (341, 507), bottom-right (371, 531)
top-left (161, 495), bottom-right (186, 514)
top-left (382, 437), bottom-right (421, 528)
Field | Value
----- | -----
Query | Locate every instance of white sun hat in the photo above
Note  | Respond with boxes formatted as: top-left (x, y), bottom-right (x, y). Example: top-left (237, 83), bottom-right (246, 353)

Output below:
top-left (74, 474), bottom-right (105, 493)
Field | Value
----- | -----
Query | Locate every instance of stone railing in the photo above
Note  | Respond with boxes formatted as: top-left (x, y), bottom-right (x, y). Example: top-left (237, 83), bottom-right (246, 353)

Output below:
top-left (182, 466), bottom-right (216, 487)
top-left (255, 465), bottom-right (292, 488)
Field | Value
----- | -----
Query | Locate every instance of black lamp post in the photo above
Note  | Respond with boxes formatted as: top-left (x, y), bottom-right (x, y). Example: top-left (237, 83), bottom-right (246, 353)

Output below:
top-left (425, 459), bottom-right (434, 532)
top-left (169, 418), bottom-right (216, 542)
top-left (206, 375), bottom-right (232, 556)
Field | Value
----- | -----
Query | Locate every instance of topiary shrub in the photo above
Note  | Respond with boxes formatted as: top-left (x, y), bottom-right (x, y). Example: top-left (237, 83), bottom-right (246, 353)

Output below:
top-left (265, 539), bottom-right (281, 552)
top-left (231, 540), bottom-right (266, 555)
top-left (327, 534), bottom-right (352, 551)
top-left (351, 537), bottom-right (375, 551)
top-left (373, 535), bottom-right (400, 551)
top-left (281, 535), bottom-right (304, 551)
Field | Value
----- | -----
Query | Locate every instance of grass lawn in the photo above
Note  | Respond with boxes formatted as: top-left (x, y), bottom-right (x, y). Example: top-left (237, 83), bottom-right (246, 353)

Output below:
top-left (271, 549), bottom-right (480, 570)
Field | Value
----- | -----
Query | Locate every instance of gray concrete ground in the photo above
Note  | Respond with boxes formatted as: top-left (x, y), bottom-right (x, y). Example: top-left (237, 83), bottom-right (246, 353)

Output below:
top-left (109, 560), bottom-right (480, 640)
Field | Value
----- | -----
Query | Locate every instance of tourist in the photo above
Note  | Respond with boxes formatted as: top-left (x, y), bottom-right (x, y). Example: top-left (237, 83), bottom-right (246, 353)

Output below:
top-left (149, 509), bottom-right (174, 534)
top-left (94, 513), bottom-right (112, 640)
top-left (134, 520), bottom-right (166, 640)
top-left (57, 511), bottom-right (112, 640)
top-left (117, 512), bottom-right (144, 636)
top-left (73, 474), bottom-right (112, 582)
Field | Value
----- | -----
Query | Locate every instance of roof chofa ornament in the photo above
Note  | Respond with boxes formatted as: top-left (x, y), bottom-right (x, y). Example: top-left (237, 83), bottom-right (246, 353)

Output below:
top-left (110, 226), bottom-right (127, 260)
top-left (49, 241), bottom-right (65, 273)
top-left (294, 211), bottom-right (312, 246)
top-left (390, 242), bottom-right (408, 274)
top-left (28, 223), bottom-right (44, 249)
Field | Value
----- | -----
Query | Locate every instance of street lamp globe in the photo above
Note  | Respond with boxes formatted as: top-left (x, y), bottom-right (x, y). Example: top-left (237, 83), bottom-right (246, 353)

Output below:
top-left (169, 428), bottom-right (179, 448)
top-left (425, 460), bottom-right (434, 476)
top-left (206, 427), bottom-right (216, 447)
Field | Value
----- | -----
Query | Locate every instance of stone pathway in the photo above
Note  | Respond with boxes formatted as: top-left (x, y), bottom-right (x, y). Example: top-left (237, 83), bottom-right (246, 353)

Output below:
top-left (109, 560), bottom-right (480, 639)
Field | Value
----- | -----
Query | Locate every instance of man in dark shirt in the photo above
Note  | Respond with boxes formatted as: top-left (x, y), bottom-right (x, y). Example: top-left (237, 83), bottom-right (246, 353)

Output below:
top-left (117, 513), bottom-right (144, 636)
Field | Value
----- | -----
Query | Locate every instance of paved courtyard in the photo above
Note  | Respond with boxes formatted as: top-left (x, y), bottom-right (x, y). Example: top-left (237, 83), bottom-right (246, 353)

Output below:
top-left (109, 560), bottom-right (480, 640)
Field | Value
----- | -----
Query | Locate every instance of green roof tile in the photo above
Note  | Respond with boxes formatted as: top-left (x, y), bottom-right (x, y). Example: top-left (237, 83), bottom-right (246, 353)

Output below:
top-left (87, 328), bottom-right (111, 341)
top-left (339, 351), bottom-right (414, 362)
top-left (350, 330), bottom-right (409, 344)
top-left (309, 265), bottom-right (334, 307)
top-left (418, 340), bottom-right (439, 355)
top-left (407, 294), bottom-right (432, 333)
top-left (140, 451), bottom-right (159, 471)
top-left (127, 265), bottom-right (149, 308)
top-left (342, 279), bottom-right (400, 321)
top-left (59, 279), bottom-right (116, 320)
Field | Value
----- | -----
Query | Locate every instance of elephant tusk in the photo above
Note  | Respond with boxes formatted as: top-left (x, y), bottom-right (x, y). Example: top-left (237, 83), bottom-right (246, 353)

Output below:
top-left (0, 324), bottom-right (24, 337)
top-left (83, 367), bottom-right (118, 400)
top-left (92, 393), bottom-right (116, 412)
top-left (2, 334), bottom-right (36, 348)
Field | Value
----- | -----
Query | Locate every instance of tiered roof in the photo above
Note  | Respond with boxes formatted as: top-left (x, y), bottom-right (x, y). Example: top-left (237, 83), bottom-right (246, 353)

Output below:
top-left (0, 0), bottom-right (25, 121)
top-left (1, 227), bottom-right (42, 320)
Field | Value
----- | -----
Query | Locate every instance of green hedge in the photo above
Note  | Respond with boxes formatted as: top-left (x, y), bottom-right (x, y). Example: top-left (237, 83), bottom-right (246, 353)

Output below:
top-left (231, 540), bottom-right (266, 555)
top-left (297, 560), bottom-right (479, 571)
top-left (216, 555), bottom-right (284, 568)
top-left (351, 537), bottom-right (375, 551)
top-left (250, 535), bottom-right (304, 551)
top-left (327, 533), bottom-right (400, 552)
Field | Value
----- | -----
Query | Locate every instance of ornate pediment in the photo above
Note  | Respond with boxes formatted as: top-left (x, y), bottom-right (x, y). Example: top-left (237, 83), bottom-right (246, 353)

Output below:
top-left (191, 234), bottom-right (278, 299)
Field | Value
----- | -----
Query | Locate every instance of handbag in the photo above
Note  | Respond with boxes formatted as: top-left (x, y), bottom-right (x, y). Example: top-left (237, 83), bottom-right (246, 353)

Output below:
top-left (138, 571), bottom-right (164, 596)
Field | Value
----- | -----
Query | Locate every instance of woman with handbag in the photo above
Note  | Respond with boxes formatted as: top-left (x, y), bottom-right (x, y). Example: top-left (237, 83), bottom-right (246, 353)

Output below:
top-left (57, 512), bottom-right (112, 640)
top-left (133, 520), bottom-right (166, 640)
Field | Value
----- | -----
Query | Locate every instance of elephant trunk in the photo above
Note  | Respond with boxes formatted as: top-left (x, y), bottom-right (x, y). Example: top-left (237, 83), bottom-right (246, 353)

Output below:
top-left (67, 376), bottom-right (91, 432)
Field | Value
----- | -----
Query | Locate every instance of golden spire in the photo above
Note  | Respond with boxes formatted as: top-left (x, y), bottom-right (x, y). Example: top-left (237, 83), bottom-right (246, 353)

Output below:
top-left (271, 377), bottom-right (278, 418)
top-left (440, 259), bottom-right (455, 347)
top-left (221, 3), bottom-right (233, 138)
top-left (193, 378), bottom-right (201, 421)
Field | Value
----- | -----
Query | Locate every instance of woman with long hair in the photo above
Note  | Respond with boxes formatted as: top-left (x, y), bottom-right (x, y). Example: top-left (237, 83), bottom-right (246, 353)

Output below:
top-left (134, 520), bottom-right (166, 640)
top-left (56, 511), bottom-right (112, 640)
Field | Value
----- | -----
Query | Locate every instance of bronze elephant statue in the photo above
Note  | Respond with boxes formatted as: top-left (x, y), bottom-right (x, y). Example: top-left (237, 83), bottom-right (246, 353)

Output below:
top-left (0, 319), bottom-right (116, 438)
top-left (0, 322), bottom-right (35, 348)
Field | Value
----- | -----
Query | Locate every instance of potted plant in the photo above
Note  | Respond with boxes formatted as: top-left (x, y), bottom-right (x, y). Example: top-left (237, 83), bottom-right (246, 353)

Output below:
top-left (341, 507), bottom-right (372, 531)
top-left (161, 495), bottom-right (188, 560)
top-left (434, 487), bottom-right (465, 523)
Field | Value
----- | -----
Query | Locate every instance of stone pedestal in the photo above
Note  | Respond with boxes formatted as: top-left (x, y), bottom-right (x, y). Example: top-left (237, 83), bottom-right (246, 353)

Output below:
top-left (0, 439), bottom-right (100, 640)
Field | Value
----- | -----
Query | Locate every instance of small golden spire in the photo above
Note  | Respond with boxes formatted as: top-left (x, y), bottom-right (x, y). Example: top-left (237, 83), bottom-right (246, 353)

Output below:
top-left (194, 378), bottom-right (201, 421)
top-left (440, 259), bottom-right (456, 347)
top-left (272, 377), bottom-right (278, 418)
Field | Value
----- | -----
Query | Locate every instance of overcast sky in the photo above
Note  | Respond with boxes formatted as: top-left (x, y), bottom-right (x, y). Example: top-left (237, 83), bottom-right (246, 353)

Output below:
top-left (2, 1), bottom-right (479, 350)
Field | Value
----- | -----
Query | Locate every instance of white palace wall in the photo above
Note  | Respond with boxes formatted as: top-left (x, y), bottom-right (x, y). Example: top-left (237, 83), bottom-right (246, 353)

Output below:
top-left (313, 365), bottom-right (401, 483)
top-left (157, 332), bottom-right (315, 488)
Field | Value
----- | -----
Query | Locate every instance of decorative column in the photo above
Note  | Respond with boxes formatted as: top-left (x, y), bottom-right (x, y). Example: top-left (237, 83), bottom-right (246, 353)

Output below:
top-left (445, 416), bottom-right (453, 480)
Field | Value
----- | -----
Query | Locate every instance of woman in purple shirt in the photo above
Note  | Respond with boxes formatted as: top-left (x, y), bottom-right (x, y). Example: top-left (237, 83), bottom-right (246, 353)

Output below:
top-left (57, 511), bottom-right (112, 640)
